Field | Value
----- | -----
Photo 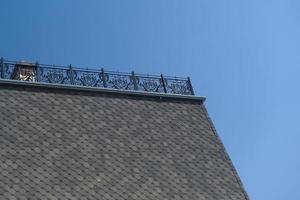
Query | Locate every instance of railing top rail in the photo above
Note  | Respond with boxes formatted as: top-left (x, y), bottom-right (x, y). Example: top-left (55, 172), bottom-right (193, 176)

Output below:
top-left (0, 58), bottom-right (195, 95)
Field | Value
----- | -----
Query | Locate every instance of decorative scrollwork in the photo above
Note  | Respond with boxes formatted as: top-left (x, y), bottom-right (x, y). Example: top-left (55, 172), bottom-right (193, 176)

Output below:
top-left (45, 69), bottom-right (65, 84)
top-left (3, 63), bottom-right (15, 79)
top-left (139, 78), bottom-right (161, 92)
top-left (77, 72), bottom-right (98, 86)
top-left (166, 80), bottom-right (190, 95)
top-left (108, 74), bottom-right (131, 89)
top-left (0, 59), bottom-right (194, 95)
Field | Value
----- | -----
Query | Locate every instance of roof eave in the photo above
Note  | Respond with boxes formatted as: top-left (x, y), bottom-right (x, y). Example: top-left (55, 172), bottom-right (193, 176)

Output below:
top-left (0, 79), bottom-right (206, 102)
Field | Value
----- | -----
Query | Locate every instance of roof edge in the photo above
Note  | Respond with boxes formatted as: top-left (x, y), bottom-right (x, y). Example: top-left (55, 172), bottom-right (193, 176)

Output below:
top-left (200, 104), bottom-right (250, 200)
top-left (0, 79), bottom-right (206, 102)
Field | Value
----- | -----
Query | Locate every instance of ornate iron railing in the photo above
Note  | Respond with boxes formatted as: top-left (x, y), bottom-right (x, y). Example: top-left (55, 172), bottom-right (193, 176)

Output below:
top-left (0, 58), bottom-right (194, 95)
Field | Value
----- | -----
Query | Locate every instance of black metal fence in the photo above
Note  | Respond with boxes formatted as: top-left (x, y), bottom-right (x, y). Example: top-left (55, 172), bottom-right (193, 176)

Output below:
top-left (0, 58), bottom-right (194, 95)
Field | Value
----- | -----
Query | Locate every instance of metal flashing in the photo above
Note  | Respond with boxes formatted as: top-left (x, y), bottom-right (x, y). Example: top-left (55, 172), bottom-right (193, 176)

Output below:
top-left (0, 79), bottom-right (206, 102)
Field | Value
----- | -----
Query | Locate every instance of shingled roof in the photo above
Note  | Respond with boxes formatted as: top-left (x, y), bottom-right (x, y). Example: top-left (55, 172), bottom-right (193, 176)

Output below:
top-left (0, 79), bottom-right (249, 200)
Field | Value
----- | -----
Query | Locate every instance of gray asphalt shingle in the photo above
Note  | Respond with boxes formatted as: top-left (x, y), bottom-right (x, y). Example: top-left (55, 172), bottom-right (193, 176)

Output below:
top-left (0, 82), bottom-right (249, 200)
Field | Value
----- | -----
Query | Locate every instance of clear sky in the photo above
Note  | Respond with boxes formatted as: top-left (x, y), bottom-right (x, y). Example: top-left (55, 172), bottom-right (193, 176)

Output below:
top-left (1, 1), bottom-right (299, 199)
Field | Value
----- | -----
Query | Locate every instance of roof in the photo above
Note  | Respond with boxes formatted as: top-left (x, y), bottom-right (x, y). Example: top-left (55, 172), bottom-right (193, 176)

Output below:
top-left (0, 80), bottom-right (249, 200)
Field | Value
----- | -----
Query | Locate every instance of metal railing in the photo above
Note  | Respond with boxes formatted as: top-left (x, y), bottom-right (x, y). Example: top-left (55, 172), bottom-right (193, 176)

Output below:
top-left (0, 57), bottom-right (194, 95)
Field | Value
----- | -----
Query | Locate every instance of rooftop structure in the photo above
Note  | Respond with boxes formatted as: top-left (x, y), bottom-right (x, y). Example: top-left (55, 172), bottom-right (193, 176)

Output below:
top-left (0, 58), bottom-right (249, 200)
top-left (0, 58), bottom-right (194, 96)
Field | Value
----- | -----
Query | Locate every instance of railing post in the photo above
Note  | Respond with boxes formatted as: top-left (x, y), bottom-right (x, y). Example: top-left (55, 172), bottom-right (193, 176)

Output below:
top-left (0, 57), bottom-right (4, 79)
top-left (131, 71), bottom-right (138, 90)
top-left (161, 74), bottom-right (167, 93)
top-left (69, 64), bottom-right (74, 85)
top-left (101, 68), bottom-right (107, 88)
top-left (187, 77), bottom-right (194, 95)
top-left (35, 61), bottom-right (40, 82)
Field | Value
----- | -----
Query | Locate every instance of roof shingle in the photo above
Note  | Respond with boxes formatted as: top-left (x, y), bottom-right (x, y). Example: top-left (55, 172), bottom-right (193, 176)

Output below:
top-left (0, 82), bottom-right (248, 200)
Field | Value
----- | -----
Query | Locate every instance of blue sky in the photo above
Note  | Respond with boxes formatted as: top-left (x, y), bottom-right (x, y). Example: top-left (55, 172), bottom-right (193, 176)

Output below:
top-left (1, 0), bottom-right (300, 199)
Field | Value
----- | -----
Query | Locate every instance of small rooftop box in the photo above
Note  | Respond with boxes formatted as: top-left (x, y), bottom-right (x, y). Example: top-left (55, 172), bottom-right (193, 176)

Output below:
top-left (11, 61), bottom-right (37, 81)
